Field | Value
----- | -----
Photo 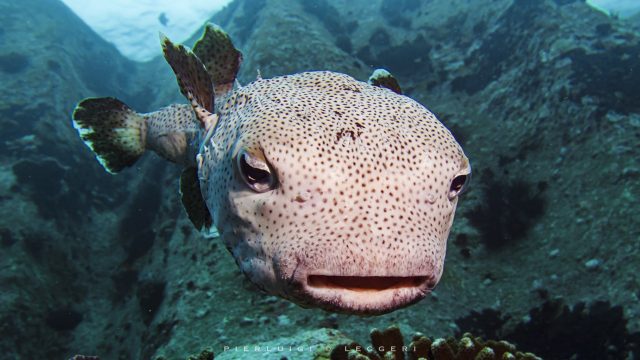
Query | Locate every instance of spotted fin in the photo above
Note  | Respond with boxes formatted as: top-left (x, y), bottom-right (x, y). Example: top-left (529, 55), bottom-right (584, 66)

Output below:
top-left (161, 34), bottom-right (218, 131)
top-left (368, 69), bottom-right (402, 95)
top-left (180, 167), bottom-right (212, 230)
top-left (72, 97), bottom-right (146, 174)
top-left (193, 23), bottom-right (243, 100)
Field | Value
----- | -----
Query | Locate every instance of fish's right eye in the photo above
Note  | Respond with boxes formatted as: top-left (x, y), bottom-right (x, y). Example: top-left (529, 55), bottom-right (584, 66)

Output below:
top-left (237, 150), bottom-right (276, 193)
top-left (448, 173), bottom-right (470, 199)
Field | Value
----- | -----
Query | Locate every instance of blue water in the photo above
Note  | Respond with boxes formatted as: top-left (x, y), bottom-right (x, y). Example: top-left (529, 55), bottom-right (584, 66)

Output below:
top-left (0, 0), bottom-right (638, 359)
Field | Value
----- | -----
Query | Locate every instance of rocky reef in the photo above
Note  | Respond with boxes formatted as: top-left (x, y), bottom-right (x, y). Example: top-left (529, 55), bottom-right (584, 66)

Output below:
top-left (0, 0), bottom-right (638, 359)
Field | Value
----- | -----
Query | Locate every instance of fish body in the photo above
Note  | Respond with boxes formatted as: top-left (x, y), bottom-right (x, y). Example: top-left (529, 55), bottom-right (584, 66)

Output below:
top-left (71, 24), bottom-right (470, 315)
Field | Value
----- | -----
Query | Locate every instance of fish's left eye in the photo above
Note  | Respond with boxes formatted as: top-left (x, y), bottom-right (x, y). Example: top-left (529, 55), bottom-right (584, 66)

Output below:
top-left (237, 150), bottom-right (277, 193)
top-left (449, 174), bottom-right (470, 199)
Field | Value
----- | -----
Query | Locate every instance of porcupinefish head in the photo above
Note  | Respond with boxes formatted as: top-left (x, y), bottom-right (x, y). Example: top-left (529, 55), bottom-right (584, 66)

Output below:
top-left (202, 72), bottom-right (470, 314)
top-left (71, 24), bottom-right (470, 315)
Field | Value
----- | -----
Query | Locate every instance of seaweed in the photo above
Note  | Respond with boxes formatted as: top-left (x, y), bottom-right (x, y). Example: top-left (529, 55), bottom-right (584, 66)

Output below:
top-left (465, 170), bottom-right (546, 249)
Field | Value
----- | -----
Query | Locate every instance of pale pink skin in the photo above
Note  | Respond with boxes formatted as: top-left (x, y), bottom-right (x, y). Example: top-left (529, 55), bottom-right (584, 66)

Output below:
top-left (194, 71), bottom-right (470, 315)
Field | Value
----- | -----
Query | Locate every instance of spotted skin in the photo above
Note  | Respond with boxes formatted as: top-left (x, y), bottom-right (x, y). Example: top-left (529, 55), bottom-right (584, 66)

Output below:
top-left (192, 23), bottom-right (243, 101)
top-left (197, 71), bottom-right (470, 314)
top-left (72, 99), bottom-right (201, 173)
top-left (145, 104), bottom-right (201, 166)
top-left (73, 25), bottom-right (471, 315)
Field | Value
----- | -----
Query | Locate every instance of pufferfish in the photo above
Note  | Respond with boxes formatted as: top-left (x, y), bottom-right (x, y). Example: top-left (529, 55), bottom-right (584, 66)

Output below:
top-left (71, 23), bottom-right (470, 315)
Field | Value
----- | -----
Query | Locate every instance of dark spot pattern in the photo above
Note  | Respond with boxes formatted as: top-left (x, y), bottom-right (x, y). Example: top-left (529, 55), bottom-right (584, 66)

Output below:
top-left (200, 71), bottom-right (470, 314)
top-left (72, 97), bottom-right (147, 173)
top-left (192, 23), bottom-right (243, 100)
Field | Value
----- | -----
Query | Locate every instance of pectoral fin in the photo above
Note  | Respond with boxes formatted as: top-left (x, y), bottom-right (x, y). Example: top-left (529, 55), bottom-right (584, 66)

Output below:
top-left (179, 167), bottom-right (212, 230)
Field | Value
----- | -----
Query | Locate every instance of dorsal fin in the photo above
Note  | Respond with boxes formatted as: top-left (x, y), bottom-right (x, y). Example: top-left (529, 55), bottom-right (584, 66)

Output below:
top-left (368, 69), bottom-right (402, 95)
top-left (180, 167), bottom-right (212, 230)
top-left (192, 23), bottom-right (243, 100)
top-left (161, 33), bottom-right (218, 131)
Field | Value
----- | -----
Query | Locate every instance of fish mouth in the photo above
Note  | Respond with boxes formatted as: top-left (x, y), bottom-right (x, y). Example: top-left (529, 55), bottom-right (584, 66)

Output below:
top-left (307, 275), bottom-right (428, 291)
top-left (295, 274), bottom-right (435, 315)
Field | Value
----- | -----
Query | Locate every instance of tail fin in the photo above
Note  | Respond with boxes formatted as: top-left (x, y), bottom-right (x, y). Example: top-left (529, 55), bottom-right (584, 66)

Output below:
top-left (72, 97), bottom-right (147, 174)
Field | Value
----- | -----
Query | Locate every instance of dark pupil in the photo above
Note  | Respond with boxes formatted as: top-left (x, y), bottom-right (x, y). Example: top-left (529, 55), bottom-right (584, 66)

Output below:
top-left (240, 154), bottom-right (270, 185)
top-left (451, 175), bottom-right (467, 192)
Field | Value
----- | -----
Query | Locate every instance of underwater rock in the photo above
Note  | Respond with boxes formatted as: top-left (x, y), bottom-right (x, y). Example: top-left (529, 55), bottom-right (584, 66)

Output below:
top-left (0, 228), bottom-right (16, 247)
top-left (138, 280), bottom-right (166, 325)
top-left (45, 308), bottom-right (84, 332)
top-left (2, 0), bottom-right (640, 358)
top-left (0, 52), bottom-right (29, 74)
top-left (465, 170), bottom-right (546, 249)
top-left (454, 300), bottom-right (640, 359)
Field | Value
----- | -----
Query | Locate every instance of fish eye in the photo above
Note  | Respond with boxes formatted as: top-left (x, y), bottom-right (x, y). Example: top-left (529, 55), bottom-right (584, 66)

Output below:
top-left (449, 173), bottom-right (470, 199)
top-left (236, 150), bottom-right (276, 193)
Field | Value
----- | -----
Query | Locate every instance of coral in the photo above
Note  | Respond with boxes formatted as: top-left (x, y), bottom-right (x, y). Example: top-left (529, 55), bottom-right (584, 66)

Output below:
top-left (454, 300), bottom-right (640, 359)
top-left (455, 309), bottom-right (510, 341)
top-left (330, 325), bottom-right (540, 360)
top-left (507, 300), bottom-right (640, 360)
top-left (465, 169), bottom-right (546, 249)
top-left (185, 348), bottom-right (214, 360)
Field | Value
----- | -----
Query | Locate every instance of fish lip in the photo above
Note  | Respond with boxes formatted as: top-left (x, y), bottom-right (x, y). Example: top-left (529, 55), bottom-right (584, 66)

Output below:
top-left (289, 272), bottom-right (435, 315)
top-left (307, 275), bottom-right (431, 291)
